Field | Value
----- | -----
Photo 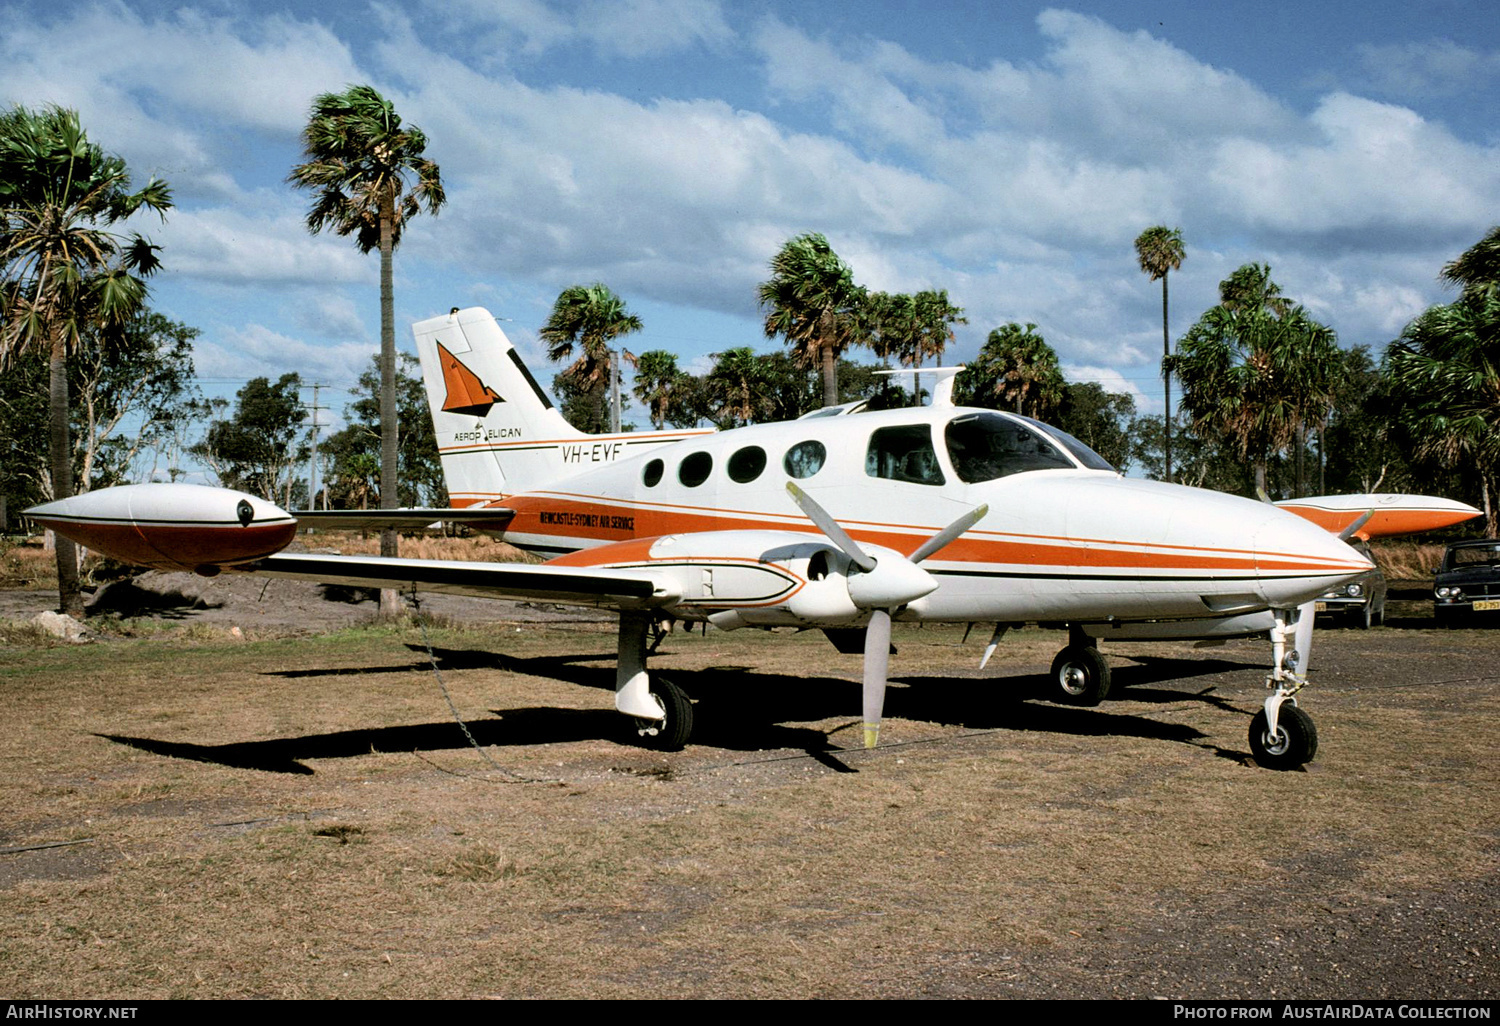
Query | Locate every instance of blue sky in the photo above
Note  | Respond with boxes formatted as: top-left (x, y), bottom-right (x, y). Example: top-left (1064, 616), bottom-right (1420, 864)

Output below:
top-left (4, 0), bottom-right (1498, 435)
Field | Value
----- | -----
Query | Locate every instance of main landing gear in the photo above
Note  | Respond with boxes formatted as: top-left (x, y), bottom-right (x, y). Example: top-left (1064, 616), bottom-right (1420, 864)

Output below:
top-left (615, 612), bottom-right (694, 750)
top-left (1049, 626), bottom-right (1112, 706)
top-left (1253, 603), bottom-right (1319, 770)
top-left (1041, 613), bottom-right (1319, 770)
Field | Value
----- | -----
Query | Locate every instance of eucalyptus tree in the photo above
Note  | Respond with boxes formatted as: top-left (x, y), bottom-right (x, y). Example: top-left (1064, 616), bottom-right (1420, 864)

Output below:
top-left (1170, 265), bottom-right (1339, 498)
top-left (289, 84), bottom-right (443, 611)
top-left (0, 105), bottom-right (171, 615)
top-left (190, 375), bottom-right (308, 507)
top-left (758, 233), bottom-right (867, 408)
top-left (325, 353), bottom-right (445, 510)
top-left (953, 323), bottom-right (1065, 419)
top-left (1134, 226), bottom-right (1185, 482)
top-left (540, 283), bottom-right (643, 433)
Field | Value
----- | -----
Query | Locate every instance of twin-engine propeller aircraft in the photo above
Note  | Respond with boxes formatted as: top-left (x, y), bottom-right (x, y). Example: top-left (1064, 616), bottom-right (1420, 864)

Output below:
top-left (31, 308), bottom-right (1404, 769)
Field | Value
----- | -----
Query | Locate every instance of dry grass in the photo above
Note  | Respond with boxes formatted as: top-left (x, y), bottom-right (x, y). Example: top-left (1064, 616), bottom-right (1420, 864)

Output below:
top-left (0, 618), bottom-right (1496, 999)
top-left (302, 530), bottom-right (533, 563)
top-left (1369, 539), bottom-right (1450, 580)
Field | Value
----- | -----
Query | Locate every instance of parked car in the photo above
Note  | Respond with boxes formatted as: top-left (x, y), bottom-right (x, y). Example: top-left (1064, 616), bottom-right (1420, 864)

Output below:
top-left (1315, 541), bottom-right (1387, 628)
top-left (1434, 539), bottom-right (1500, 626)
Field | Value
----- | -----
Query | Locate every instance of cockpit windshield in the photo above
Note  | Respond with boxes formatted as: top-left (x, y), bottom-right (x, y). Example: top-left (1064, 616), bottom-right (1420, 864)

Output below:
top-left (944, 411), bottom-right (1114, 483)
top-left (1012, 415), bottom-right (1116, 472)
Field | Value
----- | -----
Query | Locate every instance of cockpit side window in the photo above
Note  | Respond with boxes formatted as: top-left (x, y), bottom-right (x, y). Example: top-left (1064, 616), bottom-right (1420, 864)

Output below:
top-left (944, 412), bottom-right (1078, 483)
top-left (866, 424), bottom-right (945, 486)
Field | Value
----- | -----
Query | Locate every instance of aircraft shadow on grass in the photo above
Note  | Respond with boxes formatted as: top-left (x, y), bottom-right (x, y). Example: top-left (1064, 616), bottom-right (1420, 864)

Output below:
top-left (96, 644), bottom-right (1272, 774)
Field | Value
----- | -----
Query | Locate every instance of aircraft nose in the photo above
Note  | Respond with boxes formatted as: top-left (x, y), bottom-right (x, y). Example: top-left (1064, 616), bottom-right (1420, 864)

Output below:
top-left (1252, 507), bottom-right (1374, 608)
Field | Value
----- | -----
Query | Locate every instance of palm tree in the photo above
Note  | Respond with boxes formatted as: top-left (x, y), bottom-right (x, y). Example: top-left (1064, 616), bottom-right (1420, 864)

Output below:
top-left (1170, 266), bottom-right (1339, 498)
top-left (1387, 228), bottom-right (1500, 533)
top-left (865, 290), bottom-right (967, 406)
top-left (702, 347), bottom-right (774, 428)
top-left (1134, 226), bottom-right (1185, 482)
top-left (627, 349), bottom-right (691, 430)
top-left (0, 105), bottom-right (171, 616)
top-left (1440, 224), bottom-right (1500, 301)
top-left (540, 283), bottom-right (642, 433)
top-left (954, 323), bottom-right (1065, 418)
top-left (288, 84), bottom-right (443, 613)
top-left (758, 233), bottom-right (867, 408)
top-left (909, 289), bottom-right (966, 405)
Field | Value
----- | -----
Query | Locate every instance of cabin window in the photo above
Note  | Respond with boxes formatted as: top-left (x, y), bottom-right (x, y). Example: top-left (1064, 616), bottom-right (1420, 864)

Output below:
top-left (944, 412), bottom-right (1076, 483)
top-left (642, 458), bottom-right (664, 487)
top-left (783, 440), bottom-right (827, 479)
top-left (678, 451), bottom-right (713, 488)
top-left (727, 446), bottom-right (767, 483)
top-left (866, 425), bottom-right (945, 485)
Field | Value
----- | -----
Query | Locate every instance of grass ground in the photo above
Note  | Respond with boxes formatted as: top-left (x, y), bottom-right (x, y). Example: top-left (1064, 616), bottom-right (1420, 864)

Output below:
top-left (1, 614), bottom-right (1496, 999)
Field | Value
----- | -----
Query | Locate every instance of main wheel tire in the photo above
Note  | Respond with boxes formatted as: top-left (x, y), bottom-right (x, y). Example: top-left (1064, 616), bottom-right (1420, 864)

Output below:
top-left (1049, 645), bottom-right (1111, 706)
top-left (1248, 704), bottom-right (1318, 770)
top-left (632, 675), bottom-right (693, 751)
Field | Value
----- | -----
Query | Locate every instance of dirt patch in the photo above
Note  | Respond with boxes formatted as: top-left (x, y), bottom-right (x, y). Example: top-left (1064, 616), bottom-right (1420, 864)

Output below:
top-left (1, 591), bottom-right (1496, 999)
top-left (0, 569), bottom-right (609, 637)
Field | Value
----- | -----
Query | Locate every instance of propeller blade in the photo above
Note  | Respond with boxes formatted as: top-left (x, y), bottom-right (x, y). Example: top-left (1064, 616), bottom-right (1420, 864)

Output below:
top-left (1337, 510), bottom-right (1374, 542)
top-left (786, 482), bottom-right (876, 572)
top-left (863, 608), bottom-right (893, 749)
top-left (908, 503), bottom-right (989, 564)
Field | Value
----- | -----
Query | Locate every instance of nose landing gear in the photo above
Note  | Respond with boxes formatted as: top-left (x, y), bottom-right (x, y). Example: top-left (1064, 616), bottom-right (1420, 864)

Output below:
top-left (1255, 602), bottom-right (1319, 770)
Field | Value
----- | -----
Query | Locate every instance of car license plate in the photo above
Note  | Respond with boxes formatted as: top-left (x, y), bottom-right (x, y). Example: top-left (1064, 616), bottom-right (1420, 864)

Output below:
top-left (1474, 599), bottom-right (1500, 611)
top-left (1315, 602), bottom-right (1327, 611)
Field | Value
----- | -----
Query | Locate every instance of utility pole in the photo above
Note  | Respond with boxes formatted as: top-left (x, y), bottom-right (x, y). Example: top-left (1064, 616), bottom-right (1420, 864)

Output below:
top-left (610, 347), bottom-right (621, 434)
top-left (303, 383), bottom-right (328, 514)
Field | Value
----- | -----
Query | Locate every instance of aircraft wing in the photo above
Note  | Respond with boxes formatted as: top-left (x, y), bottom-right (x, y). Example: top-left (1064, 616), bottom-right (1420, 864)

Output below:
top-left (291, 508), bottom-right (516, 531)
top-left (238, 552), bottom-right (672, 610)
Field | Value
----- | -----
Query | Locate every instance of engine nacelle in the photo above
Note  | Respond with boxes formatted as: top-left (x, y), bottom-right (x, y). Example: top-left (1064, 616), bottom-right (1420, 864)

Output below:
top-left (547, 530), bottom-right (934, 627)
top-left (25, 484), bottom-right (298, 574)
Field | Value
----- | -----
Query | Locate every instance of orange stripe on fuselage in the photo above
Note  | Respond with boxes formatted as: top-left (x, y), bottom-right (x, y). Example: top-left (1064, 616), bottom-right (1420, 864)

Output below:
top-left (505, 495), bottom-right (1366, 574)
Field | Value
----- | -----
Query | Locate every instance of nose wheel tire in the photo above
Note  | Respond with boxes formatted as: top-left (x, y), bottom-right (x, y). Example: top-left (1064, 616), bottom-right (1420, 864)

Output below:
top-left (1049, 645), bottom-right (1111, 706)
top-left (1249, 704), bottom-right (1317, 770)
top-left (632, 675), bottom-right (693, 751)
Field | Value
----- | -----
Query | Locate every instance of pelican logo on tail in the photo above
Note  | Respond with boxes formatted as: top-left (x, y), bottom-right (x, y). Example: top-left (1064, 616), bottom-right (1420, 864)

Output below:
top-left (438, 342), bottom-right (503, 416)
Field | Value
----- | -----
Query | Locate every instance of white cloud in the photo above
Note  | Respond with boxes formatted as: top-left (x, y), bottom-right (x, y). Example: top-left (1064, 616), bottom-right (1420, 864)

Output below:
top-left (155, 203), bottom-right (372, 286)
top-left (292, 293), bottom-right (369, 341)
top-left (0, 4), bottom-right (361, 148)
top-left (1355, 39), bottom-right (1500, 99)
top-left (1062, 365), bottom-right (1150, 409)
top-left (413, 0), bottom-right (730, 59)
top-left (4, 2), bottom-right (1495, 416)
top-left (192, 324), bottom-right (376, 385)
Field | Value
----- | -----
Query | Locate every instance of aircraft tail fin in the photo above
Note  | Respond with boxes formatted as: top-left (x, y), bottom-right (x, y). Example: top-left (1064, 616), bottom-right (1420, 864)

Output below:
top-left (412, 308), bottom-right (583, 504)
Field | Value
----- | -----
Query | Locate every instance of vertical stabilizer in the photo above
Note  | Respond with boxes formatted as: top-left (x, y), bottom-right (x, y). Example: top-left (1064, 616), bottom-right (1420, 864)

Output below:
top-left (413, 307), bottom-right (710, 506)
top-left (413, 308), bottom-right (582, 505)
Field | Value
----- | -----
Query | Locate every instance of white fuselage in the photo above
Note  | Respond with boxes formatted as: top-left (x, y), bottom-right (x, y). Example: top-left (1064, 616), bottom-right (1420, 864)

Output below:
top-left (476, 406), bottom-right (1372, 629)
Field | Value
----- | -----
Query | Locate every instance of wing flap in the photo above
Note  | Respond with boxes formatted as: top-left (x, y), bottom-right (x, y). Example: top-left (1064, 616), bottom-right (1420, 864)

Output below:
top-left (239, 553), bottom-right (671, 609)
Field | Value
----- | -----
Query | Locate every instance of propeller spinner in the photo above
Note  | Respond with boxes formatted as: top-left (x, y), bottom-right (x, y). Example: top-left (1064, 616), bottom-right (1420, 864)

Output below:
top-left (786, 483), bottom-right (987, 748)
